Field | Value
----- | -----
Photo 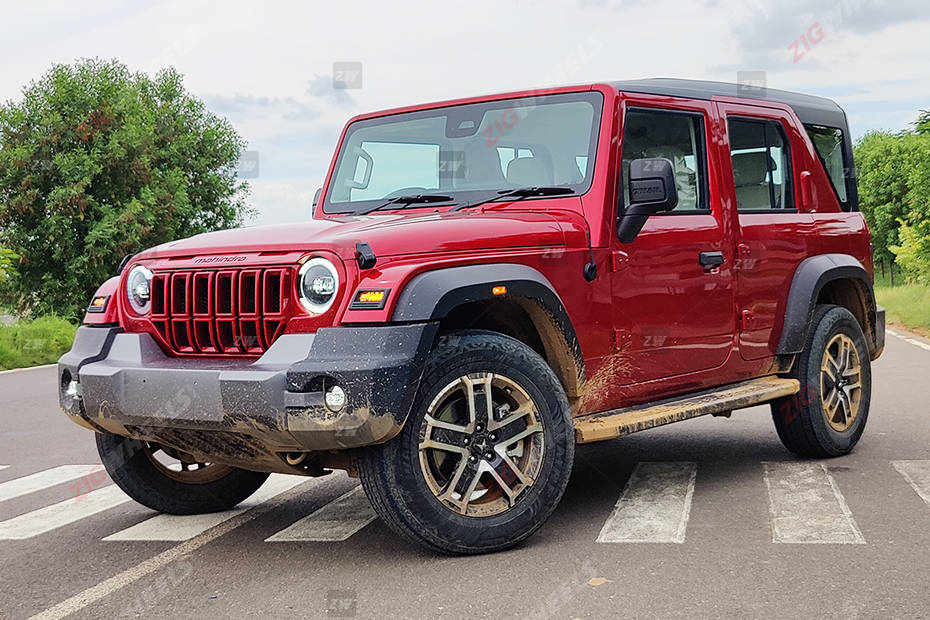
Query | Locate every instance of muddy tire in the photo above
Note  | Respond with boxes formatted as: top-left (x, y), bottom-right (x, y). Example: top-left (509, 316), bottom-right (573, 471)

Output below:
top-left (771, 304), bottom-right (871, 458)
top-left (357, 330), bottom-right (574, 555)
top-left (96, 433), bottom-right (270, 515)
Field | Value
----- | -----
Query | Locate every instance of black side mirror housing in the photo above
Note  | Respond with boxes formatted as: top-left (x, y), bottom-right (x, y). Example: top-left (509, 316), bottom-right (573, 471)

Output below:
top-left (312, 187), bottom-right (322, 208)
top-left (617, 157), bottom-right (679, 243)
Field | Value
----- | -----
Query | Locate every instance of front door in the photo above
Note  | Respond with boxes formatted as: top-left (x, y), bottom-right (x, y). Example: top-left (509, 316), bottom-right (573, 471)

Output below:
top-left (611, 101), bottom-right (735, 384)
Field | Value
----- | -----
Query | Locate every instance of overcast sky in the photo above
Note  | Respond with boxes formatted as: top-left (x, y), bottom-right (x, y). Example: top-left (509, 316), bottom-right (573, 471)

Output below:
top-left (2, 0), bottom-right (928, 225)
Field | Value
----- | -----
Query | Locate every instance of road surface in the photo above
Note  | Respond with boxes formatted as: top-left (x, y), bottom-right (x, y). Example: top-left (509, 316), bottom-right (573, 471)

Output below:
top-left (2, 329), bottom-right (929, 619)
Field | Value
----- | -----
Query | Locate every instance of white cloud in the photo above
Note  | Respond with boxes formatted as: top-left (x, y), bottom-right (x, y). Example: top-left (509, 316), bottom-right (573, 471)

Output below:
top-left (1, 0), bottom-right (928, 222)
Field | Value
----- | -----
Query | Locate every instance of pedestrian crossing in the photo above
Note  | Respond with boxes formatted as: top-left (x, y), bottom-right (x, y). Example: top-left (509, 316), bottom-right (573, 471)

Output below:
top-left (2, 460), bottom-right (930, 545)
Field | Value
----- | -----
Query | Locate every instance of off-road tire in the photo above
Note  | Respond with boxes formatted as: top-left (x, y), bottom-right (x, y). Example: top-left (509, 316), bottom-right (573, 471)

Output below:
top-left (96, 433), bottom-right (270, 514)
top-left (357, 330), bottom-right (575, 555)
top-left (772, 304), bottom-right (871, 458)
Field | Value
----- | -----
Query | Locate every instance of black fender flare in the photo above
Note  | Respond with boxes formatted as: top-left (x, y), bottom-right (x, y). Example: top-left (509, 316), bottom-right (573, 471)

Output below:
top-left (391, 263), bottom-right (584, 379)
top-left (776, 253), bottom-right (879, 355)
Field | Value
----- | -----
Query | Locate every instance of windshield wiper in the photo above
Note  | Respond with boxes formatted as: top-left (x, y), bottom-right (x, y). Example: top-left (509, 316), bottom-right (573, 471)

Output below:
top-left (449, 186), bottom-right (575, 212)
top-left (357, 194), bottom-right (455, 215)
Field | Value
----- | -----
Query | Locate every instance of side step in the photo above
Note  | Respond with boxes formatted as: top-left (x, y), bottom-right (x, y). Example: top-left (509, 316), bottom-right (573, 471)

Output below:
top-left (574, 376), bottom-right (800, 444)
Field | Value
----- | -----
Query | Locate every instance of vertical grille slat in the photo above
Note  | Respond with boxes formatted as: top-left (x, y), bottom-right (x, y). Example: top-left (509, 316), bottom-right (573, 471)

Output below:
top-left (148, 266), bottom-right (293, 357)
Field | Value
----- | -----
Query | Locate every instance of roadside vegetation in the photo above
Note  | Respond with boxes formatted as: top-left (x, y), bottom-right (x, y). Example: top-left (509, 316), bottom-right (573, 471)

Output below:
top-left (857, 111), bottom-right (930, 336)
top-left (874, 273), bottom-right (930, 337)
top-left (0, 316), bottom-right (77, 370)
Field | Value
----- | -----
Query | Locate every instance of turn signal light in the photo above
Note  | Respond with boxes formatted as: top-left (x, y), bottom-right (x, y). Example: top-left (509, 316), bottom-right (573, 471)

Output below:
top-left (349, 289), bottom-right (390, 310)
top-left (492, 285), bottom-right (507, 296)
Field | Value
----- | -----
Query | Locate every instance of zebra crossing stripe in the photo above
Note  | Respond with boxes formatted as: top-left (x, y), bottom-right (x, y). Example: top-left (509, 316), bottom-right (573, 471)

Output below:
top-left (265, 485), bottom-right (377, 542)
top-left (596, 462), bottom-right (697, 543)
top-left (892, 461), bottom-right (930, 507)
top-left (103, 474), bottom-right (309, 541)
top-left (763, 462), bottom-right (865, 544)
top-left (0, 485), bottom-right (130, 540)
top-left (0, 465), bottom-right (103, 503)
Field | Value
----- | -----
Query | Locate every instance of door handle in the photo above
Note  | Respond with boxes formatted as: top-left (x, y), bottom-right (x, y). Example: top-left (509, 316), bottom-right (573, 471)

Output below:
top-left (699, 251), bottom-right (725, 267)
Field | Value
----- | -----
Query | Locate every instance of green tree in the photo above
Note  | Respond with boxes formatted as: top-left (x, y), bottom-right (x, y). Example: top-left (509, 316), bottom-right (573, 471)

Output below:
top-left (855, 131), bottom-right (911, 269)
top-left (915, 109), bottom-right (930, 135)
top-left (0, 59), bottom-right (251, 318)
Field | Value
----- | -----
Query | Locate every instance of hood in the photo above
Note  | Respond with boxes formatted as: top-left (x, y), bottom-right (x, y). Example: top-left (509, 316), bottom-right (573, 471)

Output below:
top-left (135, 207), bottom-right (572, 263)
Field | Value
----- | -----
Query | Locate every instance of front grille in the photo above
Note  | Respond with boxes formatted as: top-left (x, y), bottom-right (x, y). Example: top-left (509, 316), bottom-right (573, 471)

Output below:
top-left (149, 268), bottom-right (292, 355)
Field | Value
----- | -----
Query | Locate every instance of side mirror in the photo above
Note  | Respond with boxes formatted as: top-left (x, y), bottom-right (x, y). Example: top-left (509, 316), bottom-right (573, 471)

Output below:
top-left (345, 147), bottom-right (373, 190)
top-left (617, 157), bottom-right (679, 243)
top-left (312, 187), bottom-right (322, 208)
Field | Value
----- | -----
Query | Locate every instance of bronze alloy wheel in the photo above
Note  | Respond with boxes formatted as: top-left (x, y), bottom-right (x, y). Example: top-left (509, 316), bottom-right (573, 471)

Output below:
top-left (142, 442), bottom-right (234, 484)
top-left (820, 333), bottom-right (863, 432)
top-left (418, 373), bottom-right (545, 517)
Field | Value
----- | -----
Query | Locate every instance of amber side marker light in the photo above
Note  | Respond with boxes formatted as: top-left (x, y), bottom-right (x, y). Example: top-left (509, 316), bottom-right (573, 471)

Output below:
top-left (87, 295), bottom-right (109, 313)
top-left (492, 285), bottom-right (507, 296)
top-left (349, 289), bottom-right (390, 310)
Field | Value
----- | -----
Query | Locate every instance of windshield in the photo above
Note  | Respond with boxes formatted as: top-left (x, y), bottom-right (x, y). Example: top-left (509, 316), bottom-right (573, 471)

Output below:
top-left (322, 91), bottom-right (603, 213)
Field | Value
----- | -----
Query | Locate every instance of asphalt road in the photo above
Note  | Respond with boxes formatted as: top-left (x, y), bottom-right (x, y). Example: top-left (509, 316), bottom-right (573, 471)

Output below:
top-left (2, 329), bottom-right (929, 620)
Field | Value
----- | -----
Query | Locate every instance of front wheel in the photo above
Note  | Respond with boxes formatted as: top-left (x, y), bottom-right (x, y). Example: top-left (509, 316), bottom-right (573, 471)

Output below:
top-left (97, 433), bottom-right (270, 514)
top-left (771, 304), bottom-right (872, 458)
top-left (357, 331), bottom-right (575, 555)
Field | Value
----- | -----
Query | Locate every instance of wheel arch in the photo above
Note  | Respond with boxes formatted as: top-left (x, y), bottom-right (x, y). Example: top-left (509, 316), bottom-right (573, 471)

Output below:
top-left (777, 254), bottom-right (883, 359)
top-left (391, 263), bottom-right (585, 403)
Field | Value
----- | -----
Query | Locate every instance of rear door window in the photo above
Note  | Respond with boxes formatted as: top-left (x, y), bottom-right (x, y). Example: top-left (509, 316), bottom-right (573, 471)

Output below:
top-left (727, 119), bottom-right (794, 211)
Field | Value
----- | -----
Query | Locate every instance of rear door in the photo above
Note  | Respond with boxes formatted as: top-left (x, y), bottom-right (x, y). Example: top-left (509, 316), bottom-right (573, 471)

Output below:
top-left (716, 103), bottom-right (812, 360)
top-left (611, 98), bottom-right (735, 383)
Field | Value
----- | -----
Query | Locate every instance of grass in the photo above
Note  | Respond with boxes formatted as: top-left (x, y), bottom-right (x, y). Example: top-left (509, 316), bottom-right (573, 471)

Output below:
top-left (874, 272), bottom-right (930, 337)
top-left (0, 316), bottom-right (78, 370)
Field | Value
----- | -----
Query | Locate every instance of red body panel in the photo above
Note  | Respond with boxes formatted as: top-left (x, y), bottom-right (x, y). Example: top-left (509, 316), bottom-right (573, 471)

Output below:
top-left (103, 82), bottom-right (874, 414)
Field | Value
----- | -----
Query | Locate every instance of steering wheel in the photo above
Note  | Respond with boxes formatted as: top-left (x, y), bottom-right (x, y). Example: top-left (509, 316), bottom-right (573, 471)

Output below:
top-left (383, 187), bottom-right (429, 198)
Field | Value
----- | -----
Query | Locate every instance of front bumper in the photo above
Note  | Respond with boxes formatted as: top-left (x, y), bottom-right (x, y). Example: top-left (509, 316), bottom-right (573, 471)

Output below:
top-left (59, 323), bottom-right (437, 472)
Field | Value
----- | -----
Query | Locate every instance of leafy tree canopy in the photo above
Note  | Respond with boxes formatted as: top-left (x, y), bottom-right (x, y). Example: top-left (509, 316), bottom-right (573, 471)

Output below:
top-left (0, 59), bottom-right (250, 318)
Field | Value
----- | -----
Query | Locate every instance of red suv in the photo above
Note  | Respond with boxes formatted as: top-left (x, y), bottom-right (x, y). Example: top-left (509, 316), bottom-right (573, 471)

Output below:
top-left (59, 78), bottom-right (884, 554)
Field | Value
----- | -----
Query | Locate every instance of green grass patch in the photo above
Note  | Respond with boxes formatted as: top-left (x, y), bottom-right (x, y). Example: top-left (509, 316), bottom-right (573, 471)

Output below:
top-left (874, 273), bottom-right (930, 335)
top-left (0, 316), bottom-right (78, 370)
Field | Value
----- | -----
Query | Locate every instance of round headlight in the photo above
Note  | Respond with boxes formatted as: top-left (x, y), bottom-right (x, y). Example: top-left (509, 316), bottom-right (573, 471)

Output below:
top-left (126, 265), bottom-right (153, 314)
top-left (298, 257), bottom-right (339, 314)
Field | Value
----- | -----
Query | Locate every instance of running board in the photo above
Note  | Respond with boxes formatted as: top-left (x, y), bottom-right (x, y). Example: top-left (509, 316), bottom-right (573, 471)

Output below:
top-left (574, 376), bottom-right (800, 444)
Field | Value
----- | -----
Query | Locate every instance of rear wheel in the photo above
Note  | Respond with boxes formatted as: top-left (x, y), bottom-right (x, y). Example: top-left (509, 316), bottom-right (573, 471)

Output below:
top-left (357, 331), bottom-right (574, 555)
top-left (96, 433), bottom-right (270, 514)
top-left (771, 304), bottom-right (871, 457)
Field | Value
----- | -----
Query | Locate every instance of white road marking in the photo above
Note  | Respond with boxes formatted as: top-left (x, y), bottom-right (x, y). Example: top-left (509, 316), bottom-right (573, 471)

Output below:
top-left (28, 479), bottom-right (311, 620)
top-left (0, 363), bottom-right (57, 375)
top-left (103, 474), bottom-right (308, 541)
top-left (0, 485), bottom-right (131, 540)
top-left (595, 462), bottom-right (697, 544)
top-left (762, 462), bottom-right (865, 544)
top-left (892, 460), bottom-right (930, 507)
top-left (886, 328), bottom-right (930, 352)
top-left (266, 485), bottom-right (376, 542)
top-left (0, 465), bottom-right (104, 503)
top-left (0, 465), bottom-right (9, 471)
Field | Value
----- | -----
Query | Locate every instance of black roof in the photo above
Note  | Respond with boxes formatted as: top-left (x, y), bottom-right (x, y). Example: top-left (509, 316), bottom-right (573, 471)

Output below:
top-left (610, 78), bottom-right (847, 129)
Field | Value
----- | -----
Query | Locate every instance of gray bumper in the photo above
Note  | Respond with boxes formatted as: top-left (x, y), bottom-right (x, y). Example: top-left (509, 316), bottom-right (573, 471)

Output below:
top-left (59, 323), bottom-right (437, 470)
